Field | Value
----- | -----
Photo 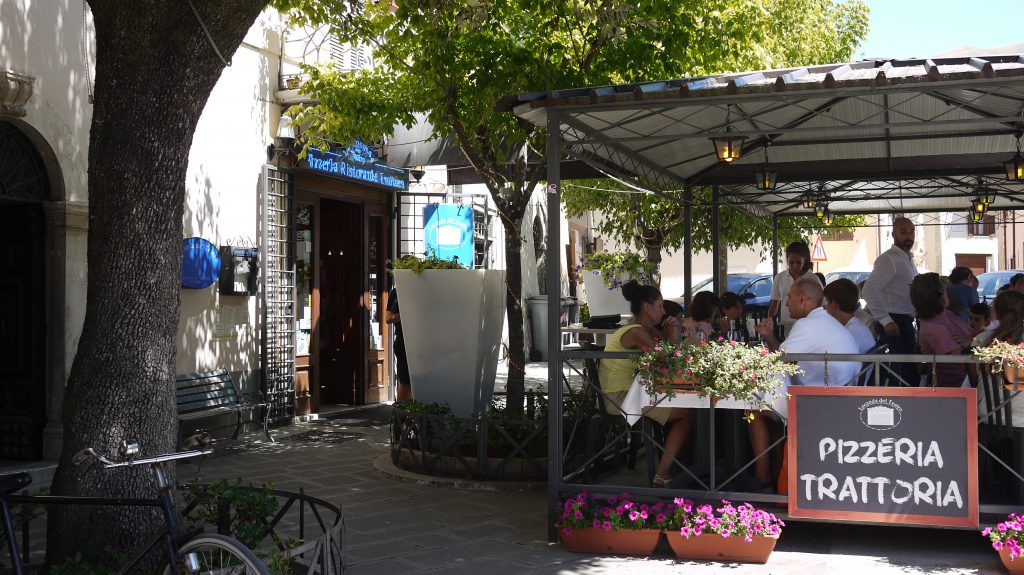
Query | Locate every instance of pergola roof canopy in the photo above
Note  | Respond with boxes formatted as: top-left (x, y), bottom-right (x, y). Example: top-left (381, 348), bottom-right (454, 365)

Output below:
top-left (505, 54), bottom-right (1024, 217)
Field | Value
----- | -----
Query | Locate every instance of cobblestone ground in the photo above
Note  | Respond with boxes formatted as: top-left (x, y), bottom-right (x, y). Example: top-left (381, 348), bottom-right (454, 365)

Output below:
top-left (188, 404), bottom-right (1004, 575)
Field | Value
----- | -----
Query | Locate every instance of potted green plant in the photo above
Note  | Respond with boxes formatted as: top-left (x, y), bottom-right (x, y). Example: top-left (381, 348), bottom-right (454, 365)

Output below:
top-left (392, 253), bottom-right (504, 418)
top-left (574, 252), bottom-right (656, 317)
top-left (983, 513), bottom-right (1024, 574)
top-left (557, 492), bottom-right (664, 555)
top-left (636, 339), bottom-right (801, 409)
top-left (663, 499), bottom-right (784, 564)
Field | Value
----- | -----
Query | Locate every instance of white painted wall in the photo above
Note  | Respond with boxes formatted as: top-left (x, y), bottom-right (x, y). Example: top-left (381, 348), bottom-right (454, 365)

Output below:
top-left (0, 1), bottom-right (92, 203)
top-left (176, 11), bottom-right (285, 378)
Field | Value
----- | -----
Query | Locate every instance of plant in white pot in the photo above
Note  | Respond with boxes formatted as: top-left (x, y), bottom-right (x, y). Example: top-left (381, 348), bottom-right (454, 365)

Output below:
top-left (574, 251), bottom-right (656, 317)
top-left (392, 253), bottom-right (505, 418)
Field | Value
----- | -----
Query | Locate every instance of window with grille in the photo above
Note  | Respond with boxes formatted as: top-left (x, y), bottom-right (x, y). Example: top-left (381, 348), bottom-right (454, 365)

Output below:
top-left (968, 215), bottom-right (996, 236)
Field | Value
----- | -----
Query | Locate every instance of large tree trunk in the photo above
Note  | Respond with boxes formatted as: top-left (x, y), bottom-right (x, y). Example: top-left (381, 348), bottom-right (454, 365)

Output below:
top-left (46, 1), bottom-right (267, 565)
top-left (502, 218), bottom-right (527, 416)
top-left (644, 243), bottom-right (663, 289)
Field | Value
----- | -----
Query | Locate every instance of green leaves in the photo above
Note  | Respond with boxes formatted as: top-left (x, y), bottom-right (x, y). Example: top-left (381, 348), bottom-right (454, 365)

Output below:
top-left (562, 179), bottom-right (864, 257)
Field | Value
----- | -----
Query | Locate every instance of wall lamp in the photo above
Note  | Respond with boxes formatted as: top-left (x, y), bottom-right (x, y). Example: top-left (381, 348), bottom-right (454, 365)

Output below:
top-left (267, 115), bottom-right (299, 163)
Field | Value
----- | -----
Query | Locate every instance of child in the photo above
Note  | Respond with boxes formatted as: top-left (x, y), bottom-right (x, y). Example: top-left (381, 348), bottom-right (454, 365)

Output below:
top-left (970, 301), bottom-right (996, 347)
top-left (968, 302), bottom-right (990, 337)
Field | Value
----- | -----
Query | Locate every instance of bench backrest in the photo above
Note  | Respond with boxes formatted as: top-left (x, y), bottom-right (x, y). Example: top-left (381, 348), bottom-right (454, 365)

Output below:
top-left (175, 369), bottom-right (239, 414)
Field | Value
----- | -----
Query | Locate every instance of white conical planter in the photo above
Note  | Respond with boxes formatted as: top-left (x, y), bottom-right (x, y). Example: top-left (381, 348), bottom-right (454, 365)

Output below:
top-left (581, 271), bottom-right (630, 317)
top-left (393, 269), bottom-right (505, 417)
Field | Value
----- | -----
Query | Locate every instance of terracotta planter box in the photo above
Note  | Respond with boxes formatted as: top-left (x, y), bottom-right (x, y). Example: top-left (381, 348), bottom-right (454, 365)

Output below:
top-left (999, 547), bottom-right (1024, 574)
top-left (1005, 363), bottom-right (1024, 394)
top-left (559, 528), bottom-right (661, 555)
top-left (665, 531), bottom-right (778, 564)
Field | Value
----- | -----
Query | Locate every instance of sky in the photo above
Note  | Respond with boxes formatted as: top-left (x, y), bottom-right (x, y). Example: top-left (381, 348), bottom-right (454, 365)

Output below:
top-left (855, 0), bottom-right (1022, 60)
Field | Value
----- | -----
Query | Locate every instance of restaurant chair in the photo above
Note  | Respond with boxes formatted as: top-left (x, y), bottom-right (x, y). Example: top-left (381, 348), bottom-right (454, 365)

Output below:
top-left (977, 366), bottom-right (1024, 505)
top-left (855, 343), bottom-right (888, 386)
top-left (580, 342), bottom-right (640, 482)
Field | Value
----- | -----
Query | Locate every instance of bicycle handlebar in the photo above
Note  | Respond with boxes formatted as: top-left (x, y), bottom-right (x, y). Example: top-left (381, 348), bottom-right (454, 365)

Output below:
top-left (73, 433), bottom-right (213, 469)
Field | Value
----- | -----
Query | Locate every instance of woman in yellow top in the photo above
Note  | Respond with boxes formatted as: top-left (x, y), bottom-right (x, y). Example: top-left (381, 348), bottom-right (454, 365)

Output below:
top-left (598, 280), bottom-right (693, 487)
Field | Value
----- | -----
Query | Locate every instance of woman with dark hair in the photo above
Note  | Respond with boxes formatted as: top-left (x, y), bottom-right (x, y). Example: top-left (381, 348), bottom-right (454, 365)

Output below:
top-left (598, 280), bottom-right (692, 487)
top-left (911, 272), bottom-right (975, 387)
top-left (990, 290), bottom-right (1024, 344)
top-left (768, 241), bottom-right (812, 339)
top-left (682, 291), bottom-right (719, 343)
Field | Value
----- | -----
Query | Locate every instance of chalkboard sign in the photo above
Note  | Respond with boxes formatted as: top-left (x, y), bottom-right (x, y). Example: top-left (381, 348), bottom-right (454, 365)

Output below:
top-left (788, 387), bottom-right (978, 527)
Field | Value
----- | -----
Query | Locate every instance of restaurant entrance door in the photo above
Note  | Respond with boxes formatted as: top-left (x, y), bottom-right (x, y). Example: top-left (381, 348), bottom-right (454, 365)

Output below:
top-left (319, 198), bottom-right (363, 404)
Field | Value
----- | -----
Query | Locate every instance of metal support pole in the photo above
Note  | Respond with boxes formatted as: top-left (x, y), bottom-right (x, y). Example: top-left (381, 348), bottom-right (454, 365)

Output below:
top-left (546, 110), bottom-right (563, 542)
top-left (712, 185), bottom-right (721, 296)
top-left (683, 186), bottom-right (693, 306)
top-left (771, 214), bottom-right (779, 279)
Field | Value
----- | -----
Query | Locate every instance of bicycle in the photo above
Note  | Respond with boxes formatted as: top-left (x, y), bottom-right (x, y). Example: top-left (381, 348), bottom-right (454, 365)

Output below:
top-left (1, 434), bottom-right (270, 574)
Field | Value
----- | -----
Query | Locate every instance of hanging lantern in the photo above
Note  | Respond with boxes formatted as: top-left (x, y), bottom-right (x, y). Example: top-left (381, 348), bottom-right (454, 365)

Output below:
top-left (802, 193), bottom-right (816, 210)
top-left (820, 207), bottom-right (835, 226)
top-left (754, 168), bottom-right (777, 191)
top-left (972, 197), bottom-right (986, 214)
top-left (1005, 130), bottom-right (1024, 181)
top-left (815, 203), bottom-right (827, 219)
top-left (969, 209), bottom-right (984, 223)
top-left (711, 126), bottom-right (745, 163)
top-left (979, 186), bottom-right (996, 205)
top-left (710, 105), bottom-right (745, 163)
top-left (753, 139), bottom-right (777, 191)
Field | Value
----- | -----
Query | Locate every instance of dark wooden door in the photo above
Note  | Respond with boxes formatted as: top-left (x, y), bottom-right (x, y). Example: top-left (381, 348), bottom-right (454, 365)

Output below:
top-left (955, 254), bottom-right (989, 277)
top-left (319, 199), bottom-right (363, 404)
top-left (0, 203), bottom-right (45, 459)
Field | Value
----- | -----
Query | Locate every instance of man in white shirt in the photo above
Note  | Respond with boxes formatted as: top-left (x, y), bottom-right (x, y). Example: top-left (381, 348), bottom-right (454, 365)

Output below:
top-left (756, 275), bottom-right (860, 386)
top-left (823, 278), bottom-right (877, 353)
top-left (748, 276), bottom-right (860, 489)
top-left (862, 217), bottom-right (918, 385)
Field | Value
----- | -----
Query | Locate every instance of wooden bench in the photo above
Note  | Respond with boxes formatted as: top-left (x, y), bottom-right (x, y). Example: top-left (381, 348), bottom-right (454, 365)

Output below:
top-left (175, 369), bottom-right (273, 446)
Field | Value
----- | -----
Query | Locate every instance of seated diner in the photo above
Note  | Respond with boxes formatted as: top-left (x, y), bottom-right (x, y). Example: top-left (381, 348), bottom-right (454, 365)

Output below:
top-left (598, 280), bottom-right (693, 488)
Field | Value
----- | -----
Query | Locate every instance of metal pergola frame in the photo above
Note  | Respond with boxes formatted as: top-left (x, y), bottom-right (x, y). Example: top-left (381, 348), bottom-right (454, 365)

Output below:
top-left (518, 54), bottom-right (1024, 538)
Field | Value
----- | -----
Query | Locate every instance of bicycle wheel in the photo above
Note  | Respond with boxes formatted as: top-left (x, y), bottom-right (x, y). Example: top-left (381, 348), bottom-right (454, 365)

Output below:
top-left (161, 533), bottom-right (270, 575)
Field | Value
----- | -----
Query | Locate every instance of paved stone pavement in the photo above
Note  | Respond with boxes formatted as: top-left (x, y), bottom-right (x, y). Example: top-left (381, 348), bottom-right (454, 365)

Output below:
top-left (189, 402), bottom-right (1006, 575)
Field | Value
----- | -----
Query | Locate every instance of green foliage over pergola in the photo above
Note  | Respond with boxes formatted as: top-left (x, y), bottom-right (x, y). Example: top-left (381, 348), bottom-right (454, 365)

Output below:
top-left (562, 179), bottom-right (863, 266)
top-left (283, 0), bottom-right (869, 412)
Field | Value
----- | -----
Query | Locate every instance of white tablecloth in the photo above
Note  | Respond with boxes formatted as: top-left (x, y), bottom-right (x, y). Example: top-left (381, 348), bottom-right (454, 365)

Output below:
top-left (619, 375), bottom-right (789, 426)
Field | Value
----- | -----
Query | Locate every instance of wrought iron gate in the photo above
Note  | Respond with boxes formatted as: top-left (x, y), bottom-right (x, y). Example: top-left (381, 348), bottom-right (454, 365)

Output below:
top-left (261, 165), bottom-right (296, 422)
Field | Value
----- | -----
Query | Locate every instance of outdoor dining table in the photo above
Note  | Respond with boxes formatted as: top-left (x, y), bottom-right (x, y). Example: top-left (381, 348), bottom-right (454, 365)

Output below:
top-left (618, 374), bottom-right (789, 426)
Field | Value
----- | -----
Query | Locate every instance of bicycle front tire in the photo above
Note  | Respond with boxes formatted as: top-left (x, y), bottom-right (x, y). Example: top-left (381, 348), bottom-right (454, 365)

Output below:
top-left (161, 533), bottom-right (270, 575)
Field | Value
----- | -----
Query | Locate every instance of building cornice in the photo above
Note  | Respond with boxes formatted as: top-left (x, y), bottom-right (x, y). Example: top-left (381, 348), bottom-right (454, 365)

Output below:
top-left (0, 70), bottom-right (35, 118)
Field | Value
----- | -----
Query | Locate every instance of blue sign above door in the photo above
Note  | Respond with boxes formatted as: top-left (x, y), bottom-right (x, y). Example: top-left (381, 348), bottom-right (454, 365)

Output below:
top-left (304, 140), bottom-right (409, 191)
top-left (423, 203), bottom-right (474, 266)
top-left (182, 237), bottom-right (222, 289)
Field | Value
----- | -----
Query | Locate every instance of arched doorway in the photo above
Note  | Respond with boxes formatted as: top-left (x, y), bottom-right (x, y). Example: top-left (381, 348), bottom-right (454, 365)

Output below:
top-left (0, 121), bottom-right (49, 460)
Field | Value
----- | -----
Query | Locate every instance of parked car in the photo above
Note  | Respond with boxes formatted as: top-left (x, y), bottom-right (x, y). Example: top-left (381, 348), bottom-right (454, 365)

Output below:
top-left (688, 273), bottom-right (773, 312)
top-left (825, 269), bottom-right (872, 286)
top-left (976, 270), bottom-right (1024, 302)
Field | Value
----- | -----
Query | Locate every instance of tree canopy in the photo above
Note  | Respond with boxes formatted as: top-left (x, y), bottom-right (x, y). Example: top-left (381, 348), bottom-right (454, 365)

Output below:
top-left (561, 180), bottom-right (864, 260)
top-left (284, 0), bottom-right (869, 410)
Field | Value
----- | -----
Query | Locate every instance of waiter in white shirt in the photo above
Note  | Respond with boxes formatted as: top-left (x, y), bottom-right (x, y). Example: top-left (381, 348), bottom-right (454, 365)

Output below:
top-left (862, 217), bottom-right (919, 386)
